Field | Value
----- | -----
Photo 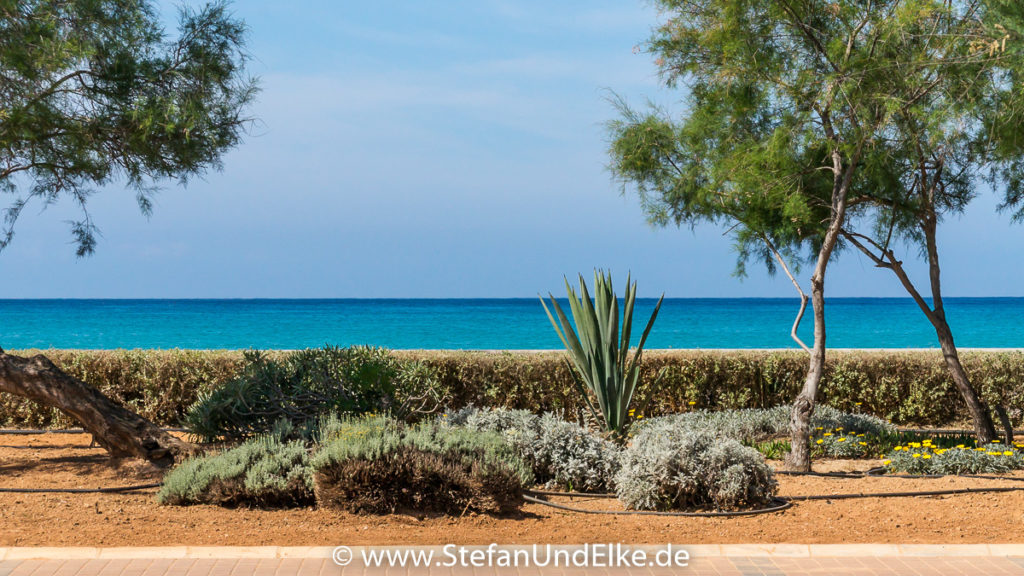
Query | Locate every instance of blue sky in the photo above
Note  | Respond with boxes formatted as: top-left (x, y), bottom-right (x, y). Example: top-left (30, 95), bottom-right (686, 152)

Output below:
top-left (0, 0), bottom-right (1021, 298)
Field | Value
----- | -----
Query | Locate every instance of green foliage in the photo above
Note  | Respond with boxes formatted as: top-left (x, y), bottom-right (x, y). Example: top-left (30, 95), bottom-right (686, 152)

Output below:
top-left (634, 404), bottom-right (894, 446)
top-left (810, 427), bottom-right (875, 459)
top-left (0, 348), bottom-right (247, 428)
top-left (0, 0), bottom-right (257, 254)
top-left (312, 416), bottom-right (532, 515)
top-left (747, 439), bottom-right (790, 460)
top-left (157, 421), bottom-right (313, 507)
top-left (443, 407), bottom-right (621, 492)
top-left (884, 440), bottom-right (1024, 475)
top-left (609, 0), bottom-right (1024, 274)
top-left (615, 425), bottom-right (777, 511)
top-left (540, 271), bottom-right (663, 436)
top-left (185, 346), bottom-right (446, 442)
top-left (9, 349), bottom-right (1024, 430)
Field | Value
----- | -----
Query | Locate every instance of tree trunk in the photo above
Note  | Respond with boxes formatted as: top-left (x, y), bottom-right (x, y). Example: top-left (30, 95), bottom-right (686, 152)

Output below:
top-left (920, 215), bottom-right (998, 444)
top-left (785, 277), bottom-right (826, 472)
top-left (933, 321), bottom-right (998, 443)
top-left (784, 133), bottom-right (860, 471)
top-left (0, 348), bottom-right (193, 465)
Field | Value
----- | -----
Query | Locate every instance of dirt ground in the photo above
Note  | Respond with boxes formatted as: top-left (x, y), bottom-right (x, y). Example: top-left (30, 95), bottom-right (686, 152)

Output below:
top-left (2, 432), bottom-right (1024, 546)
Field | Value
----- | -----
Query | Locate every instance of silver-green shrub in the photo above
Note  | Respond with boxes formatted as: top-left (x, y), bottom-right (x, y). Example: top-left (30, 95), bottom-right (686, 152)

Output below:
top-left (311, 415), bottom-right (532, 514)
top-left (616, 422), bottom-right (777, 510)
top-left (884, 442), bottom-right (1024, 475)
top-left (158, 422), bottom-right (313, 507)
top-left (443, 407), bottom-right (620, 492)
top-left (633, 405), bottom-right (893, 444)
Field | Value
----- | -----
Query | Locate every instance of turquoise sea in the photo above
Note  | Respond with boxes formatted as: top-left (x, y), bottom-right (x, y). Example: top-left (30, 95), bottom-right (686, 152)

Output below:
top-left (1, 298), bottom-right (1023, 350)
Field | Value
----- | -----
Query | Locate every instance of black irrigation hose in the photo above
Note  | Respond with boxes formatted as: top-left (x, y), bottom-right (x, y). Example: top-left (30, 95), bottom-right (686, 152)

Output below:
top-left (0, 483), bottom-right (162, 494)
top-left (775, 470), bottom-right (868, 478)
top-left (526, 489), bottom-right (617, 499)
top-left (0, 427), bottom-right (188, 435)
top-left (523, 494), bottom-right (794, 517)
top-left (786, 485), bottom-right (1024, 501)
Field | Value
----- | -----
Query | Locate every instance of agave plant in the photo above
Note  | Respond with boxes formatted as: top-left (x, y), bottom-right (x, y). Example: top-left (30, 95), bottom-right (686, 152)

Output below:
top-left (540, 271), bottom-right (664, 437)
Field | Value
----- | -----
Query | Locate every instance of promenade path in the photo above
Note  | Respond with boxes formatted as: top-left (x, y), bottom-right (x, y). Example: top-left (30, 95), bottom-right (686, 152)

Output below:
top-left (2, 545), bottom-right (1024, 576)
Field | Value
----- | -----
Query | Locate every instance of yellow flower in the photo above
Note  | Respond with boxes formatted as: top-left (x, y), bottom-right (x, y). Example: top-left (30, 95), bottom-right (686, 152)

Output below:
top-left (688, 401), bottom-right (696, 405)
top-left (912, 453), bottom-right (921, 458)
top-left (922, 454), bottom-right (932, 459)
top-left (816, 439), bottom-right (824, 445)
top-left (838, 438), bottom-right (846, 442)
top-left (855, 402), bottom-right (863, 406)
top-left (956, 444), bottom-right (965, 449)
top-left (1005, 451), bottom-right (1014, 456)
top-left (824, 433), bottom-right (833, 437)
top-left (883, 459), bottom-right (892, 465)
top-left (909, 442), bottom-right (921, 448)
top-left (859, 442), bottom-right (867, 446)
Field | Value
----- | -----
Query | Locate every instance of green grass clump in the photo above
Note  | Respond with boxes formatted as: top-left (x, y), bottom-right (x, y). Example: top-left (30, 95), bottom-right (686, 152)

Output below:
top-left (158, 422), bottom-right (313, 507)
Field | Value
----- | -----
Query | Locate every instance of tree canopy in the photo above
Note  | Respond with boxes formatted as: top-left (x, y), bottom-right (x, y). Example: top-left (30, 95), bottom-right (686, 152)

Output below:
top-left (609, 0), bottom-right (1024, 276)
top-left (608, 0), bottom-right (1024, 467)
top-left (0, 0), bottom-right (257, 255)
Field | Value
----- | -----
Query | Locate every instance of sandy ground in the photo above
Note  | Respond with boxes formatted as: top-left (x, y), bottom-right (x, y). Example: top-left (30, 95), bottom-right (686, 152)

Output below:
top-left (2, 432), bottom-right (1024, 546)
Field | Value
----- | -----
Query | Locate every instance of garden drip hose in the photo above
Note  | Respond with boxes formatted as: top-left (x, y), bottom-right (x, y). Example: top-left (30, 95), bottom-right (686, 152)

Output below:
top-left (0, 483), bottom-right (161, 494)
top-left (774, 469), bottom-right (864, 477)
top-left (0, 427), bottom-right (189, 435)
top-left (523, 493), bottom-right (794, 517)
top-left (526, 489), bottom-right (617, 499)
top-left (785, 485), bottom-right (1024, 501)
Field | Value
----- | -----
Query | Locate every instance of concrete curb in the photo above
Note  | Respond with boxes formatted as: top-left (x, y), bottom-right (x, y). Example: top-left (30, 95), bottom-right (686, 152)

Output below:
top-left (3, 545), bottom-right (1024, 560)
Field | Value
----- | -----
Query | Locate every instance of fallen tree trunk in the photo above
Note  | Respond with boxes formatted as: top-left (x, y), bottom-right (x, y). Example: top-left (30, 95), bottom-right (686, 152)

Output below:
top-left (0, 347), bottom-right (192, 465)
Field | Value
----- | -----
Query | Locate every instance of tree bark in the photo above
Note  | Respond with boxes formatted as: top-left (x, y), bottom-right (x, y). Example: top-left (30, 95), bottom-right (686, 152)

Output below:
top-left (841, 218), bottom-right (998, 444)
top-left (932, 318), bottom-right (998, 443)
top-left (0, 348), bottom-right (193, 465)
top-left (784, 138), bottom-right (858, 471)
top-left (785, 278), bottom-right (827, 472)
top-left (920, 215), bottom-right (998, 443)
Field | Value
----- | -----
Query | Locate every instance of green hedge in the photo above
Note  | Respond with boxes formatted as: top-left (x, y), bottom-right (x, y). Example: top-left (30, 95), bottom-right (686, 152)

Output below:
top-left (4, 349), bottom-right (1024, 429)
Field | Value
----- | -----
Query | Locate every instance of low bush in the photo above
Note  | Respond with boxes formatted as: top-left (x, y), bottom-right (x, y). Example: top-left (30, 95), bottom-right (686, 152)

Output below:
top-left (445, 407), bottom-right (620, 492)
top-left (157, 422), bottom-right (314, 507)
top-left (312, 416), bottom-right (532, 515)
top-left (634, 405), bottom-right (894, 446)
top-left (883, 439), bottom-right (1024, 475)
top-left (615, 422), bottom-right (777, 511)
top-left (185, 346), bottom-right (446, 441)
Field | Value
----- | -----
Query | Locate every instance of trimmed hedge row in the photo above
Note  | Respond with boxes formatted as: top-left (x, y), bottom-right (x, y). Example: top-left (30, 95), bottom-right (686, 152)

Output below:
top-left (3, 348), bottom-right (1024, 429)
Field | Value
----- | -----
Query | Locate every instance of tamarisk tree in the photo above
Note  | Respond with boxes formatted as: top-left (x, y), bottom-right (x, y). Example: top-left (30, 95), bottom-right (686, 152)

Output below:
top-left (0, 0), bottom-right (256, 464)
top-left (607, 0), bottom-right (1017, 469)
top-left (836, 1), bottom-right (1024, 443)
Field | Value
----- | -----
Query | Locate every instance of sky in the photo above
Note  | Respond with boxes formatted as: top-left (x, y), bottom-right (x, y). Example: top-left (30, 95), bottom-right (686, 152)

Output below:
top-left (0, 0), bottom-right (1022, 299)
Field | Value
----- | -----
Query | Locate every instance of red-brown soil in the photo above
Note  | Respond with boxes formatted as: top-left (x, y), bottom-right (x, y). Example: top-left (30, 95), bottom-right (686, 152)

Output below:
top-left (2, 432), bottom-right (1023, 546)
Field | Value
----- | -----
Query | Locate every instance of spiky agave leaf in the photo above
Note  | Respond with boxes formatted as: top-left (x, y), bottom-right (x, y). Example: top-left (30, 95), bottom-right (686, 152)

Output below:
top-left (540, 270), bottom-right (663, 437)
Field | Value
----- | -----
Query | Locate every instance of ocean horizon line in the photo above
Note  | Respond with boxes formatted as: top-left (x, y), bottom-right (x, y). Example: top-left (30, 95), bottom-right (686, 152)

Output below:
top-left (3, 296), bottom-right (1024, 301)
